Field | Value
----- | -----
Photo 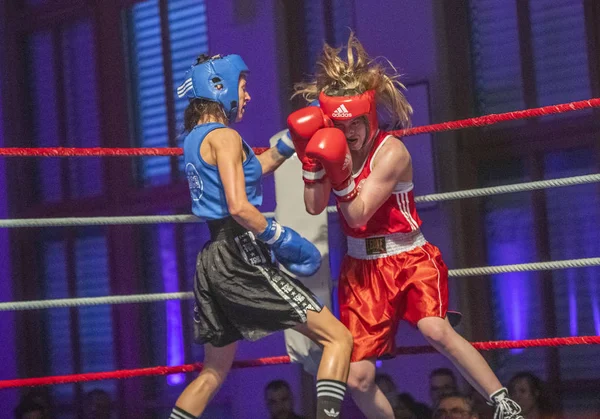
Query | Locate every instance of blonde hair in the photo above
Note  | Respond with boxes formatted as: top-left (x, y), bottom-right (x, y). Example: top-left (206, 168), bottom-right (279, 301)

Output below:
top-left (293, 33), bottom-right (412, 128)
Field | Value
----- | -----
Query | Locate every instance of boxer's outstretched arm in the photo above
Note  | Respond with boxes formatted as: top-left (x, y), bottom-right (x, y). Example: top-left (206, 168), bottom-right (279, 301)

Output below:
top-left (211, 128), bottom-right (268, 233)
top-left (256, 129), bottom-right (292, 175)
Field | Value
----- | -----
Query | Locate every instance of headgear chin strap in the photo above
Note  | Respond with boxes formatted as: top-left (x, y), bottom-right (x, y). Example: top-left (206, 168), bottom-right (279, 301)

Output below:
top-left (318, 90), bottom-right (378, 139)
top-left (177, 54), bottom-right (249, 123)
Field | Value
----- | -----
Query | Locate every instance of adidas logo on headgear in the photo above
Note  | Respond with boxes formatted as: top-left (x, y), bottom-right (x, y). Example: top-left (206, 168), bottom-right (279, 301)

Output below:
top-left (332, 104), bottom-right (352, 118)
top-left (324, 408), bottom-right (340, 417)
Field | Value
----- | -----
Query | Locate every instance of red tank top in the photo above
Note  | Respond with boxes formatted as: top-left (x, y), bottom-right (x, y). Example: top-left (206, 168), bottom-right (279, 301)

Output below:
top-left (338, 131), bottom-right (422, 238)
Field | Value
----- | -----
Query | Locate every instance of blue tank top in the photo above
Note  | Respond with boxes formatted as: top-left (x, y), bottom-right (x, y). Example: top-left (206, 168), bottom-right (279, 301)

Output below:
top-left (184, 122), bottom-right (263, 220)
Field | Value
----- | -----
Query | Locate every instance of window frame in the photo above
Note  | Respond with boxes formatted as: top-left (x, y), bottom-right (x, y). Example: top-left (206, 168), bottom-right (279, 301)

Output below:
top-left (0, 0), bottom-right (193, 415)
top-left (443, 0), bottom-right (600, 407)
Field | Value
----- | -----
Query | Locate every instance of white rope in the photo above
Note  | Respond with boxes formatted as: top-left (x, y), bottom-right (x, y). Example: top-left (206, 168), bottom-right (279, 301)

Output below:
top-left (414, 173), bottom-right (600, 203)
top-left (449, 257), bottom-right (600, 277)
top-left (1, 257), bottom-right (599, 312)
top-left (0, 292), bottom-right (194, 311)
top-left (326, 173), bottom-right (600, 213)
top-left (0, 174), bottom-right (597, 227)
top-left (0, 215), bottom-right (201, 228)
top-left (0, 213), bottom-right (277, 228)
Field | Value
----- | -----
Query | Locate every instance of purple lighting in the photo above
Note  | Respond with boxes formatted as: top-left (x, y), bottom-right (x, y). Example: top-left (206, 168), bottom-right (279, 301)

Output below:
top-left (158, 224), bottom-right (185, 386)
top-left (589, 274), bottom-right (600, 335)
top-left (494, 269), bottom-right (529, 355)
top-left (567, 273), bottom-right (578, 336)
top-left (488, 217), bottom-right (535, 355)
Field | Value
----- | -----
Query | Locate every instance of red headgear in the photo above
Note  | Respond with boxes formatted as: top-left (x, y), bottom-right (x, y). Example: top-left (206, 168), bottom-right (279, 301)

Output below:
top-left (318, 90), bottom-right (379, 139)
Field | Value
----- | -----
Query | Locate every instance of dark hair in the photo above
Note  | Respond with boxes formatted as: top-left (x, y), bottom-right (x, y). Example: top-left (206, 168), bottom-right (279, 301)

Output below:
top-left (375, 373), bottom-right (397, 388)
top-left (508, 371), bottom-right (557, 414)
top-left (14, 401), bottom-right (44, 419)
top-left (195, 53), bottom-right (211, 65)
top-left (396, 393), bottom-right (433, 419)
top-left (182, 53), bottom-right (229, 132)
top-left (397, 392), bottom-right (417, 410)
top-left (430, 368), bottom-right (457, 383)
top-left (183, 99), bottom-right (227, 131)
top-left (22, 388), bottom-right (50, 405)
top-left (435, 392), bottom-right (477, 415)
top-left (265, 379), bottom-right (292, 394)
top-left (85, 388), bottom-right (111, 400)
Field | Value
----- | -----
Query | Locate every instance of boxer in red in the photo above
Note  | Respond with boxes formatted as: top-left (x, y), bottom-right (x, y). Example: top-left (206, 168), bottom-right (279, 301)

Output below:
top-left (286, 33), bottom-right (523, 419)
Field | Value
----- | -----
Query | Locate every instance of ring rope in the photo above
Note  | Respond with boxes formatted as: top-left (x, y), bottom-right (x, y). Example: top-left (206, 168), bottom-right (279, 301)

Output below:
top-left (0, 214), bottom-right (202, 228)
top-left (1, 173), bottom-right (598, 228)
top-left (325, 172), bottom-right (600, 213)
top-left (0, 98), bottom-right (599, 158)
top-left (0, 100), bottom-right (597, 389)
top-left (0, 147), bottom-right (269, 157)
top-left (1, 336), bottom-right (598, 389)
top-left (412, 173), bottom-right (600, 203)
top-left (449, 257), bottom-right (600, 277)
top-left (0, 292), bottom-right (193, 311)
top-left (2, 257), bottom-right (599, 312)
top-left (391, 98), bottom-right (600, 137)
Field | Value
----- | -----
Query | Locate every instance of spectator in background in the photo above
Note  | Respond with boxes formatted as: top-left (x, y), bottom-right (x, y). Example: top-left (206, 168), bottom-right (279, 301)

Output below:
top-left (396, 393), bottom-right (432, 419)
top-left (394, 394), bottom-right (418, 419)
top-left (14, 401), bottom-right (45, 419)
top-left (83, 389), bottom-right (114, 419)
top-left (433, 393), bottom-right (478, 419)
top-left (466, 386), bottom-right (494, 419)
top-left (14, 389), bottom-right (53, 419)
top-left (508, 372), bottom-right (560, 419)
top-left (375, 373), bottom-right (432, 419)
top-left (375, 373), bottom-right (401, 410)
top-left (430, 368), bottom-right (459, 407)
top-left (265, 380), bottom-right (304, 419)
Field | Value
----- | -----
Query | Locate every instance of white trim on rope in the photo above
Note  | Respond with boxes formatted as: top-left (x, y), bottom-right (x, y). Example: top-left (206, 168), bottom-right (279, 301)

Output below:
top-left (2, 257), bottom-right (599, 312)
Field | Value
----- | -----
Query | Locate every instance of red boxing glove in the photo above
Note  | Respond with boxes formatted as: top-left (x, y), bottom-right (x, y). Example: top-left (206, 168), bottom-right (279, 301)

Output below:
top-left (287, 106), bottom-right (332, 184)
top-left (305, 128), bottom-right (358, 202)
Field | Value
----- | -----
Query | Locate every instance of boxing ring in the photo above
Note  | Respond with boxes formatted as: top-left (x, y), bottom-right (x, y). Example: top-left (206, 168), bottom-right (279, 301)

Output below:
top-left (0, 98), bottom-right (599, 390)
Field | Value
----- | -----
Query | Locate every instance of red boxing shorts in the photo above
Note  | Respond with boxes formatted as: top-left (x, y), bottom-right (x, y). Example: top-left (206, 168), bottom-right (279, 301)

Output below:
top-left (339, 230), bottom-right (449, 362)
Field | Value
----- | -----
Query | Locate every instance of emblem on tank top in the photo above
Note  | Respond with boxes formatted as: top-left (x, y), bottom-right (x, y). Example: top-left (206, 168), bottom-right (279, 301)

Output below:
top-left (186, 163), bottom-right (203, 201)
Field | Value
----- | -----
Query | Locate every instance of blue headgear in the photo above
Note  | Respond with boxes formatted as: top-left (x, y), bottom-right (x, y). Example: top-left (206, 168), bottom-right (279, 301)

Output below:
top-left (177, 54), bottom-right (249, 122)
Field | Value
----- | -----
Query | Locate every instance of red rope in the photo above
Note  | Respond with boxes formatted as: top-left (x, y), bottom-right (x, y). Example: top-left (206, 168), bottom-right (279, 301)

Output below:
top-left (0, 146), bottom-right (270, 157)
top-left (1, 336), bottom-right (598, 389)
top-left (394, 335), bottom-right (600, 354)
top-left (1, 98), bottom-right (599, 157)
top-left (392, 98), bottom-right (600, 137)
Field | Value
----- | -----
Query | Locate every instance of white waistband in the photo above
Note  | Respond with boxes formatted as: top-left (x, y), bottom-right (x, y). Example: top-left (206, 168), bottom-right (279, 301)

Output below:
top-left (346, 230), bottom-right (427, 260)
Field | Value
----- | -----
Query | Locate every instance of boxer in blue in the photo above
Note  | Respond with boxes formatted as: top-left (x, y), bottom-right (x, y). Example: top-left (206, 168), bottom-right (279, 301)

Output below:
top-left (169, 54), bottom-right (352, 419)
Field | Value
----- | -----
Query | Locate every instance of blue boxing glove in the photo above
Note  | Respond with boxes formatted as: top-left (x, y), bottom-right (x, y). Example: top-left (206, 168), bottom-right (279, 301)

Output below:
top-left (273, 100), bottom-right (319, 159)
top-left (274, 129), bottom-right (295, 158)
top-left (256, 219), bottom-right (321, 277)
